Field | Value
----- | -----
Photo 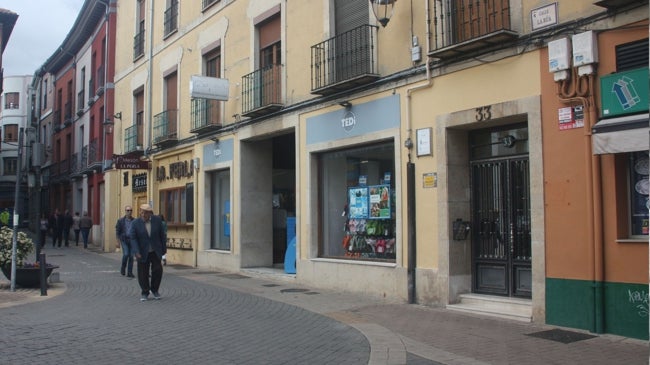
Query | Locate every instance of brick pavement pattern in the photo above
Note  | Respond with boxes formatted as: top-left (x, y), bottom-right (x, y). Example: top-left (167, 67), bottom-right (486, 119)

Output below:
top-left (0, 243), bottom-right (647, 365)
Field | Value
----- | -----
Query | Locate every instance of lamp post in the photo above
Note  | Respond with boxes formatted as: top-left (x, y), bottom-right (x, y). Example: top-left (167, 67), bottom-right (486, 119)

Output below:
top-left (369, 0), bottom-right (397, 27)
top-left (9, 127), bottom-right (24, 291)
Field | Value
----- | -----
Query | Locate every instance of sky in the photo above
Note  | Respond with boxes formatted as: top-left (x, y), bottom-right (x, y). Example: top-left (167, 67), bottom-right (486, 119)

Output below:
top-left (0, 0), bottom-right (84, 76)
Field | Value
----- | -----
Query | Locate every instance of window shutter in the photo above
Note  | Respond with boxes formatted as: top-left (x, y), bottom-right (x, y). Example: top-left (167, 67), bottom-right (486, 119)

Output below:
top-left (335, 0), bottom-right (368, 35)
top-left (616, 38), bottom-right (649, 72)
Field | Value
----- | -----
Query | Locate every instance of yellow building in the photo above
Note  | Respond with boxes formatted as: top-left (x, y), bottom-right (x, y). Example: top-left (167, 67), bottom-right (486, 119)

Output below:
top-left (108, 0), bottom-right (648, 338)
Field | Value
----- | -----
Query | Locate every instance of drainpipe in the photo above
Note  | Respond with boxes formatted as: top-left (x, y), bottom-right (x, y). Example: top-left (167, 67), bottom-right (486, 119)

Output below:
top-left (405, 0), bottom-right (433, 304)
top-left (557, 72), bottom-right (604, 333)
top-left (146, 0), bottom-right (155, 204)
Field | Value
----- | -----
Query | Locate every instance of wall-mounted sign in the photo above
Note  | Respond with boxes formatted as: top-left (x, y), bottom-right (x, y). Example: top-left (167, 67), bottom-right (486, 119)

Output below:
top-left (600, 68), bottom-right (649, 118)
top-left (190, 75), bottom-right (229, 100)
top-left (113, 154), bottom-right (151, 169)
top-left (341, 110), bottom-right (356, 132)
top-left (132, 173), bottom-right (147, 193)
top-left (156, 160), bottom-right (195, 181)
top-left (558, 105), bottom-right (584, 130)
top-left (423, 172), bottom-right (437, 188)
top-left (416, 128), bottom-right (432, 156)
top-left (531, 3), bottom-right (557, 31)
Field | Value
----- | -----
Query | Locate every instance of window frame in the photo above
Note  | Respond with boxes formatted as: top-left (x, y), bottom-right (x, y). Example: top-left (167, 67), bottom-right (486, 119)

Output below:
top-left (159, 185), bottom-right (193, 225)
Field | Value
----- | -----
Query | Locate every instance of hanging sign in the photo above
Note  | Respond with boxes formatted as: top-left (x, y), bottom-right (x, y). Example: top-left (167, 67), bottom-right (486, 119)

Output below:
top-left (113, 154), bottom-right (151, 169)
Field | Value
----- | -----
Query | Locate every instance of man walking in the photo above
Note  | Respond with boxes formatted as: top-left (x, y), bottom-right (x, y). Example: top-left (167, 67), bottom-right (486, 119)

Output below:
top-left (63, 210), bottom-right (73, 247)
top-left (115, 205), bottom-right (135, 278)
top-left (130, 204), bottom-right (167, 302)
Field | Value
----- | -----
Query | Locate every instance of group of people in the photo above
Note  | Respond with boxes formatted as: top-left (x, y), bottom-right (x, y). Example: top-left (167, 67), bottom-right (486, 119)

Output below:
top-left (115, 204), bottom-right (167, 302)
top-left (39, 209), bottom-right (93, 249)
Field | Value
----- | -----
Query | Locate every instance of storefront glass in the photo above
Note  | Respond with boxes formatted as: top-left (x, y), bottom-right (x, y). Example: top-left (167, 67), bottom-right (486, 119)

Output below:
top-left (629, 151), bottom-right (649, 237)
top-left (318, 141), bottom-right (396, 262)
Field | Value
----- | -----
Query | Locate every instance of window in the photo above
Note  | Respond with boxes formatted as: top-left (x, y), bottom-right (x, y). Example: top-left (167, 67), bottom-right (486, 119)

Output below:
top-left (43, 80), bottom-right (48, 109)
top-left (4, 124), bottom-right (18, 142)
top-left (4, 92), bottom-right (19, 109)
top-left (319, 142), bottom-right (396, 262)
top-left (202, 0), bottom-right (218, 10)
top-left (164, 0), bottom-right (178, 37)
top-left (134, 0), bottom-right (146, 59)
top-left (135, 89), bottom-right (144, 147)
top-left (3, 157), bottom-right (17, 175)
top-left (159, 185), bottom-right (193, 224)
top-left (629, 152), bottom-right (649, 237)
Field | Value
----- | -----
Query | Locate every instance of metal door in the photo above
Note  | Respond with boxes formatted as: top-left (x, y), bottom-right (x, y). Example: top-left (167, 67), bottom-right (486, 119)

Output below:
top-left (471, 157), bottom-right (531, 297)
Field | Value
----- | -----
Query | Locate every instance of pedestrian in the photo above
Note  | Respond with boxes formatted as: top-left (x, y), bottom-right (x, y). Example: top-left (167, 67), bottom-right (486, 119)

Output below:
top-left (56, 209), bottom-right (64, 247)
top-left (130, 204), bottom-right (167, 302)
top-left (115, 205), bottom-right (135, 278)
top-left (160, 214), bottom-right (167, 266)
top-left (49, 209), bottom-right (59, 248)
top-left (72, 212), bottom-right (81, 246)
top-left (39, 213), bottom-right (49, 253)
top-left (79, 211), bottom-right (93, 249)
top-left (63, 210), bottom-right (73, 247)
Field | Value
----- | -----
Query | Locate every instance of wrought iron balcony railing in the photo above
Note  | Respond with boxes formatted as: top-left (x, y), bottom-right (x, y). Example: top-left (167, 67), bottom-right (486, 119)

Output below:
top-left (153, 109), bottom-right (178, 146)
top-left (77, 90), bottom-right (85, 115)
top-left (64, 101), bottom-right (72, 125)
top-left (96, 64), bottom-right (105, 95)
top-left (241, 64), bottom-right (283, 117)
top-left (311, 24), bottom-right (379, 95)
top-left (190, 98), bottom-right (222, 134)
top-left (124, 124), bottom-right (144, 154)
top-left (429, 0), bottom-right (518, 59)
top-left (164, 0), bottom-right (178, 37)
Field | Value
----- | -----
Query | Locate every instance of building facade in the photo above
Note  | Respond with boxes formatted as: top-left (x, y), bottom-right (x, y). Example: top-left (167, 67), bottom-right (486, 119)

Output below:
top-left (105, 0), bottom-right (649, 340)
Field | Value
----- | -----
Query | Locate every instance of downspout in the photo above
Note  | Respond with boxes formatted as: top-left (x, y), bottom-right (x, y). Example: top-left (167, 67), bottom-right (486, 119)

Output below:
top-left (406, 0), bottom-right (433, 304)
top-left (557, 71), bottom-right (604, 333)
top-left (146, 0), bottom-right (155, 205)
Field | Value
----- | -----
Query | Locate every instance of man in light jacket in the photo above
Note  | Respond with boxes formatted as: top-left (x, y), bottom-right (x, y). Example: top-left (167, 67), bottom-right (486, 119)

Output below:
top-left (130, 203), bottom-right (167, 302)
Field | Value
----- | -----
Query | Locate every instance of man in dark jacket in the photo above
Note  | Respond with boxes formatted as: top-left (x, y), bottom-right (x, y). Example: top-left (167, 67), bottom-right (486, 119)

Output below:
top-left (130, 203), bottom-right (167, 302)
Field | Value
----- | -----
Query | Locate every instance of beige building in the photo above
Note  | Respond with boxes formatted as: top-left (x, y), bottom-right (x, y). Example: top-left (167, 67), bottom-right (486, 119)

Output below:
top-left (108, 0), bottom-right (648, 339)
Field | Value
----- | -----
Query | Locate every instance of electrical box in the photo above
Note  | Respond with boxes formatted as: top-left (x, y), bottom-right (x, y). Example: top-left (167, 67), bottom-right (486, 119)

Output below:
top-left (548, 37), bottom-right (571, 72)
top-left (572, 30), bottom-right (598, 66)
top-left (411, 46), bottom-right (421, 62)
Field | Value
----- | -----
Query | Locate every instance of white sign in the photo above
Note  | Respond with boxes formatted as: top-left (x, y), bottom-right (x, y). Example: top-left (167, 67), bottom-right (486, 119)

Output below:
top-left (531, 3), bottom-right (557, 31)
top-left (190, 75), bottom-right (229, 100)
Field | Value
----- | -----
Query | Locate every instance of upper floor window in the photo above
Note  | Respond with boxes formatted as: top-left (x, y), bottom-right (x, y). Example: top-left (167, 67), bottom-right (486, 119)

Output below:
top-left (4, 92), bottom-right (19, 109)
top-left (202, 0), bottom-right (218, 11)
top-left (164, 0), bottom-right (178, 37)
top-left (42, 80), bottom-right (48, 109)
top-left (134, 0), bottom-right (146, 60)
top-left (4, 124), bottom-right (18, 142)
top-left (3, 157), bottom-right (17, 176)
top-left (258, 13), bottom-right (281, 68)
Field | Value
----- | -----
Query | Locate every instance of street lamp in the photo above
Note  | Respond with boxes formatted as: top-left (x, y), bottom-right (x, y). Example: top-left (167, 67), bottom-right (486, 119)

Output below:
top-left (369, 0), bottom-right (397, 27)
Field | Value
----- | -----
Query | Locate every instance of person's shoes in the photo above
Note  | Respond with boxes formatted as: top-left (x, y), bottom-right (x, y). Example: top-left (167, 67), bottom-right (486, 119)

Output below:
top-left (152, 292), bottom-right (161, 300)
top-left (127, 273), bottom-right (135, 278)
top-left (120, 268), bottom-right (126, 276)
top-left (140, 294), bottom-right (149, 302)
top-left (162, 258), bottom-right (167, 266)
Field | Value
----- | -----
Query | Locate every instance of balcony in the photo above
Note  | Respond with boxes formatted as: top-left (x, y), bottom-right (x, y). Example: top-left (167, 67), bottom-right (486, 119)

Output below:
top-left (311, 24), bottom-right (379, 95)
top-left (241, 64), bottom-right (283, 118)
top-left (428, 0), bottom-right (518, 59)
top-left (69, 152), bottom-right (82, 178)
top-left (80, 139), bottom-right (101, 173)
top-left (134, 30), bottom-right (145, 60)
top-left (164, 0), bottom-right (178, 37)
top-left (124, 124), bottom-right (144, 155)
top-left (153, 109), bottom-right (178, 147)
top-left (190, 98), bottom-right (222, 134)
top-left (53, 110), bottom-right (62, 132)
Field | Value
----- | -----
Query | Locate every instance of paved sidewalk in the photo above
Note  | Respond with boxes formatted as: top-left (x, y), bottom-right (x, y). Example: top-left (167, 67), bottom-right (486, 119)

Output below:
top-left (0, 243), bottom-right (647, 365)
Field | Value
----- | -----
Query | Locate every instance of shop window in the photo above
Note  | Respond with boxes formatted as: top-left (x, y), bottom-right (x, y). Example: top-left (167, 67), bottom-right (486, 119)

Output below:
top-left (159, 185), bottom-right (193, 225)
top-left (629, 151), bottom-right (649, 237)
top-left (318, 142), bottom-right (396, 262)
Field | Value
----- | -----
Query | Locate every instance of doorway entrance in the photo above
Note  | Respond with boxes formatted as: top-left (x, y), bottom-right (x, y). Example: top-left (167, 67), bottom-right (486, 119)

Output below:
top-left (469, 124), bottom-right (531, 298)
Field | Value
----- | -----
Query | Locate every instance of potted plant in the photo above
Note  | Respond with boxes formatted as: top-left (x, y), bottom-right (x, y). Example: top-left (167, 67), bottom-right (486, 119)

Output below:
top-left (0, 226), bottom-right (58, 287)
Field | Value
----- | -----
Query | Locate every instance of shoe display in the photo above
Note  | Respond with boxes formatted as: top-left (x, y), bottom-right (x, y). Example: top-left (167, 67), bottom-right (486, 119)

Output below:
top-left (152, 292), bottom-right (161, 300)
top-left (140, 294), bottom-right (148, 302)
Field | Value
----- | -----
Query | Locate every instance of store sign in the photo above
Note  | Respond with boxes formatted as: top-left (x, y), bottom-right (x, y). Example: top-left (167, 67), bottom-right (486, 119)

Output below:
top-left (156, 160), bottom-right (194, 181)
top-left (113, 154), bottom-right (151, 169)
top-left (558, 105), bottom-right (584, 130)
top-left (132, 173), bottom-right (147, 193)
top-left (341, 111), bottom-right (356, 132)
top-left (600, 68), bottom-right (649, 117)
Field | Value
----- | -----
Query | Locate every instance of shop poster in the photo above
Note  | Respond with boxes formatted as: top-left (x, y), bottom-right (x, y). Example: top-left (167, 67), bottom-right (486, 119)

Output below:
top-left (369, 184), bottom-right (391, 219)
top-left (348, 187), bottom-right (369, 219)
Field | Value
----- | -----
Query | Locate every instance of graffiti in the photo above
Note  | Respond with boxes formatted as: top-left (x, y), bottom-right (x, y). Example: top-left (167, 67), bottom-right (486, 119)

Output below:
top-left (628, 289), bottom-right (649, 317)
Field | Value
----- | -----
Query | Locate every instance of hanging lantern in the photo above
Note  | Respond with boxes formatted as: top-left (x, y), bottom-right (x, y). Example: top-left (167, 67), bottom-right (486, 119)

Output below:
top-left (369, 0), bottom-right (397, 28)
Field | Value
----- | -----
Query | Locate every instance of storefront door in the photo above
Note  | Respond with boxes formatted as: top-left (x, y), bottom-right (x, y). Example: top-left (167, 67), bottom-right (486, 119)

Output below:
top-left (469, 125), bottom-right (531, 298)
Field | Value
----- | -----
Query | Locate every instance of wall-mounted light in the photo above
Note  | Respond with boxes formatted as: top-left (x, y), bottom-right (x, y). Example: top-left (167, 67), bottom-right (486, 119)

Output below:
top-left (113, 112), bottom-right (122, 120)
top-left (339, 101), bottom-right (352, 109)
top-left (370, 0), bottom-right (397, 27)
top-left (103, 119), bottom-right (114, 134)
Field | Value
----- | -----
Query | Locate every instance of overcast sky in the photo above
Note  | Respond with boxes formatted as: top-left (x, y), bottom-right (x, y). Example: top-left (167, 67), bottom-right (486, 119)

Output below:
top-left (0, 0), bottom-right (84, 76)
